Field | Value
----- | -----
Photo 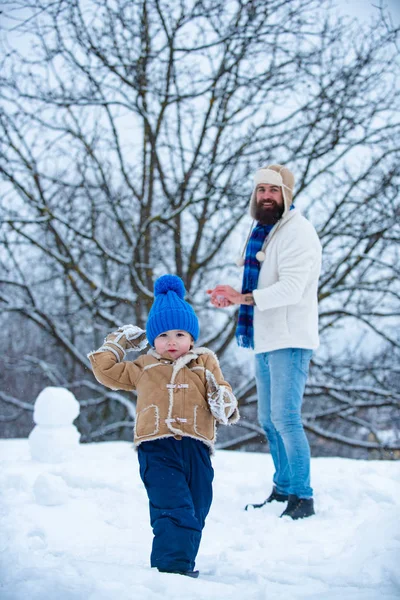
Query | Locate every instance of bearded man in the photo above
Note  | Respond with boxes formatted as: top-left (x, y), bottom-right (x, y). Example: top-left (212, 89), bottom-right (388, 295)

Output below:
top-left (207, 164), bottom-right (322, 520)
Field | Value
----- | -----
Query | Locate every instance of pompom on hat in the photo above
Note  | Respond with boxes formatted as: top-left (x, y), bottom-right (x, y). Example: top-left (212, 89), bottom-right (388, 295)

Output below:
top-left (146, 275), bottom-right (200, 347)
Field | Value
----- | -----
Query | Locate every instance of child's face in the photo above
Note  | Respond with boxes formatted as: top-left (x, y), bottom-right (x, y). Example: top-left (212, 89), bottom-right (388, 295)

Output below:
top-left (154, 330), bottom-right (193, 359)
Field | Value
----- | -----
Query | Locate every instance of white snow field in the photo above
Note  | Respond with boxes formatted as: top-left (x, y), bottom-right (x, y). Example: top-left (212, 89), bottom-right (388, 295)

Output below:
top-left (1, 439), bottom-right (399, 600)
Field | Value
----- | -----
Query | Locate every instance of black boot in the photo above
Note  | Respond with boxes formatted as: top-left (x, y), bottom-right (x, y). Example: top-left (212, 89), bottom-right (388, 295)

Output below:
top-left (280, 495), bottom-right (315, 520)
top-left (180, 570), bottom-right (199, 578)
top-left (245, 486), bottom-right (289, 510)
top-left (158, 568), bottom-right (199, 578)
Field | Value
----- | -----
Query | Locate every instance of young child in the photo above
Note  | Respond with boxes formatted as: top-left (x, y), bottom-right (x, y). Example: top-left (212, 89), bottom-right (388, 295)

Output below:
top-left (88, 274), bottom-right (239, 578)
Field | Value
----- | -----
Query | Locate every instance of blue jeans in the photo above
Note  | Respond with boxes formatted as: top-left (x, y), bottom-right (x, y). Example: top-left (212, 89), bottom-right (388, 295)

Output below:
top-left (255, 348), bottom-right (313, 498)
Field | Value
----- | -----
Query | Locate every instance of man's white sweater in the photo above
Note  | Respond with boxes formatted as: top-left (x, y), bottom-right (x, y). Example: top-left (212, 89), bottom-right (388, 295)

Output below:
top-left (252, 208), bottom-right (322, 354)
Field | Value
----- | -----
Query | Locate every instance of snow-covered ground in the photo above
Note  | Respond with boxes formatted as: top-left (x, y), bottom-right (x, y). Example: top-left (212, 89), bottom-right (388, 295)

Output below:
top-left (1, 439), bottom-right (399, 600)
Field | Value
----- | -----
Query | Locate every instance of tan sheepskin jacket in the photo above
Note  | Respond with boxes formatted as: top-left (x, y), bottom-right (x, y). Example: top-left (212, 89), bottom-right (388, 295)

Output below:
top-left (88, 326), bottom-right (239, 452)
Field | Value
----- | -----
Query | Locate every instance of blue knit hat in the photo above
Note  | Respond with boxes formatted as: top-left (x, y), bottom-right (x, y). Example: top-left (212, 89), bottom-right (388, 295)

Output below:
top-left (146, 275), bottom-right (200, 347)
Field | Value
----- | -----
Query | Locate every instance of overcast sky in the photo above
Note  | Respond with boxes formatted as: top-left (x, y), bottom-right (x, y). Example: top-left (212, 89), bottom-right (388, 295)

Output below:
top-left (337, 0), bottom-right (400, 24)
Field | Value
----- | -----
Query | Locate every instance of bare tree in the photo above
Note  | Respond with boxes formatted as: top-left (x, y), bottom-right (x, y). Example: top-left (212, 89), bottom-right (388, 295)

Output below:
top-left (1, 0), bottom-right (399, 454)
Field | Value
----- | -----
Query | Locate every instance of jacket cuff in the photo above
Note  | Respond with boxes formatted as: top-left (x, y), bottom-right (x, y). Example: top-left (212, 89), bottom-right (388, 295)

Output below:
top-left (87, 342), bottom-right (125, 362)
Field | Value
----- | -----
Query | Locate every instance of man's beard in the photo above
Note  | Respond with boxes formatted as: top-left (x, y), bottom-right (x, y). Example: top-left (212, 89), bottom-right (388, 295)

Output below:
top-left (254, 201), bottom-right (284, 225)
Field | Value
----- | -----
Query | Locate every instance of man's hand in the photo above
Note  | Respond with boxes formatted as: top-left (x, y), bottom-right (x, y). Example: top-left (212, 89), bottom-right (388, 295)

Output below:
top-left (206, 290), bottom-right (233, 308)
top-left (207, 285), bottom-right (254, 306)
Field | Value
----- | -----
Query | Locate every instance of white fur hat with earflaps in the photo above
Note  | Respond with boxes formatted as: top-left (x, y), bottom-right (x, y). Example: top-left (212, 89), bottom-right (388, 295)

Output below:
top-left (249, 164), bottom-right (295, 219)
top-left (236, 164), bottom-right (295, 267)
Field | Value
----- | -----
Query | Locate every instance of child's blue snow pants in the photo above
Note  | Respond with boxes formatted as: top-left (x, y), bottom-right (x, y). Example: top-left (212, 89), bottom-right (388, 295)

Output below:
top-left (137, 436), bottom-right (214, 573)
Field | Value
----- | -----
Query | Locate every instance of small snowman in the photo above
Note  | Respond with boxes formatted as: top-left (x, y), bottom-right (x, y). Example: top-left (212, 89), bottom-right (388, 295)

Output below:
top-left (28, 387), bottom-right (81, 463)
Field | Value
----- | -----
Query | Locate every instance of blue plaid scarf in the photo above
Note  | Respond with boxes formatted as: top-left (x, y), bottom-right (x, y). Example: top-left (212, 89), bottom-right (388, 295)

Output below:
top-left (235, 223), bottom-right (274, 348)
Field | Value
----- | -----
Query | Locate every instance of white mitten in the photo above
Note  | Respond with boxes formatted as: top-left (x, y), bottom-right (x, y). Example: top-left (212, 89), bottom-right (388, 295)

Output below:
top-left (92, 325), bottom-right (148, 362)
top-left (113, 325), bottom-right (148, 352)
top-left (205, 369), bottom-right (239, 425)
